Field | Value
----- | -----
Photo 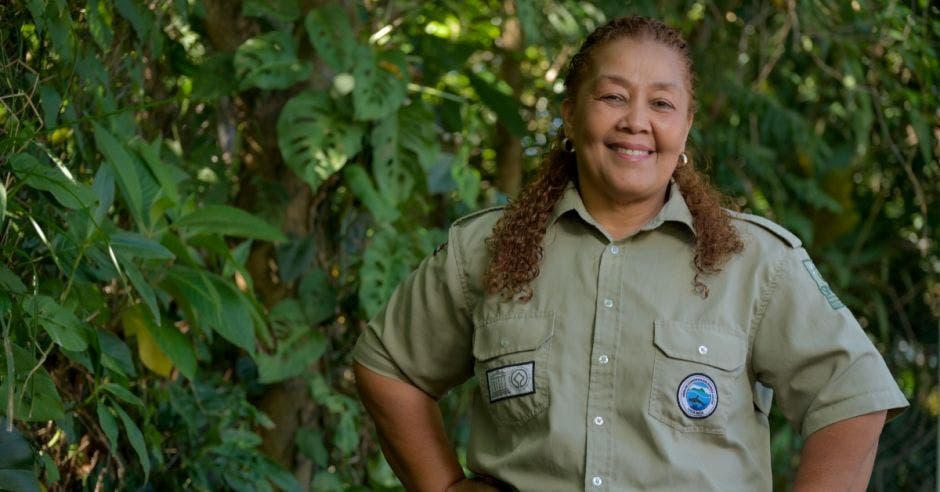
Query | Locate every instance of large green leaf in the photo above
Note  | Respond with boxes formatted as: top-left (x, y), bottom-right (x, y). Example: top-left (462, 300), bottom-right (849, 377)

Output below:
top-left (9, 153), bottom-right (96, 209)
top-left (277, 91), bottom-right (364, 190)
top-left (175, 205), bottom-right (286, 242)
top-left (161, 266), bottom-right (256, 353)
top-left (0, 265), bottom-right (26, 294)
top-left (234, 30), bottom-right (311, 91)
top-left (131, 138), bottom-right (180, 205)
top-left (110, 230), bottom-right (175, 260)
top-left (297, 269), bottom-right (336, 325)
top-left (98, 330), bottom-right (137, 378)
top-left (304, 4), bottom-right (357, 72)
top-left (96, 402), bottom-right (120, 454)
top-left (369, 102), bottom-right (442, 209)
top-left (93, 123), bottom-right (147, 229)
top-left (343, 164), bottom-right (399, 224)
top-left (358, 229), bottom-right (419, 318)
top-left (22, 295), bottom-right (89, 352)
top-left (114, 405), bottom-right (150, 482)
top-left (351, 47), bottom-right (409, 121)
top-left (256, 299), bottom-right (327, 384)
top-left (0, 420), bottom-right (40, 492)
top-left (122, 304), bottom-right (196, 380)
top-left (0, 345), bottom-right (65, 422)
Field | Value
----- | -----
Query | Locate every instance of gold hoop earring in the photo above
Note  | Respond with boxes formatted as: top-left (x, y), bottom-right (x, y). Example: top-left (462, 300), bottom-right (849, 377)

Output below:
top-left (679, 152), bottom-right (689, 166)
top-left (562, 137), bottom-right (575, 153)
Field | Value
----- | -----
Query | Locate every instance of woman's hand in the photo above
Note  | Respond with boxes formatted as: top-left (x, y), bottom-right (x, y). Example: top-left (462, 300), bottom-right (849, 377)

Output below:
top-left (444, 478), bottom-right (501, 492)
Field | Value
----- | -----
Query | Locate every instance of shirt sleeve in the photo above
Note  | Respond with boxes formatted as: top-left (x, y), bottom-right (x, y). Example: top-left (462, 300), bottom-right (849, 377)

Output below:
top-left (352, 225), bottom-right (476, 400)
top-left (751, 247), bottom-right (909, 438)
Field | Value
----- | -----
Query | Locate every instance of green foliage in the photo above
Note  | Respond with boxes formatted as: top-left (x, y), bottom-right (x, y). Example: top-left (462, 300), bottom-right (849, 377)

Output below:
top-left (0, 0), bottom-right (935, 490)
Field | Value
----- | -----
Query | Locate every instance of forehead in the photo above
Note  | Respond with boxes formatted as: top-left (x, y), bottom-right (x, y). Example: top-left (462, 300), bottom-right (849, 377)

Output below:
top-left (584, 37), bottom-right (689, 90)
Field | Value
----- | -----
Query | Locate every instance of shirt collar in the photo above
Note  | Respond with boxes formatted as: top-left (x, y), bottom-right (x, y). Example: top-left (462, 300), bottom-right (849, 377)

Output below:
top-left (550, 181), bottom-right (696, 238)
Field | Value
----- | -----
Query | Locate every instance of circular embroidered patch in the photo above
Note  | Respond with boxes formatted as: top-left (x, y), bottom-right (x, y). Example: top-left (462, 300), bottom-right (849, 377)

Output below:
top-left (677, 373), bottom-right (718, 419)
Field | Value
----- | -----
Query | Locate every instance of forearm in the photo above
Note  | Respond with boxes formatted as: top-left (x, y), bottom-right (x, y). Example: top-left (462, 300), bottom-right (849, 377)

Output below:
top-left (354, 362), bottom-right (465, 491)
top-left (793, 410), bottom-right (887, 492)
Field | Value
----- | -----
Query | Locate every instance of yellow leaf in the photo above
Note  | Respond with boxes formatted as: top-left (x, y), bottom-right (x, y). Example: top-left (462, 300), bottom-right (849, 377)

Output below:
top-left (122, 305), bottom-right (173, 377)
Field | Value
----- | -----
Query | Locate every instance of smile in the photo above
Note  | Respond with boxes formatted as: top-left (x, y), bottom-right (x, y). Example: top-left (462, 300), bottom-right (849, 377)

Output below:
top-left (610, 145), bottom-right (654, 157)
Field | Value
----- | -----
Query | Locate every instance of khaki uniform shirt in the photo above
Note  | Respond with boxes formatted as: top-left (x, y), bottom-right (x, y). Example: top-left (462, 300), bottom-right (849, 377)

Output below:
top-left (354, 184), bottom-right (908, 491)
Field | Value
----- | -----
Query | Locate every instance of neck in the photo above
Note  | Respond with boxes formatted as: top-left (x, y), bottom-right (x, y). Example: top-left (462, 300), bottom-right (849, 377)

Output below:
top-left (579, 188), bottom-right (668, 241)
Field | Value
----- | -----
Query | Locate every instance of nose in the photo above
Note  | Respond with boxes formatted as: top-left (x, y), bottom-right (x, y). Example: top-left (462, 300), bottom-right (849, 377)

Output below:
top-left (617, 100), bottom-right (650, 134)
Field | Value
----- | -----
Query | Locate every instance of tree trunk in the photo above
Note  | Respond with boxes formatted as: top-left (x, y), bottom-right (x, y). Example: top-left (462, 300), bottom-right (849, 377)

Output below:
top-left (494, 0), bottom-right (524, 198)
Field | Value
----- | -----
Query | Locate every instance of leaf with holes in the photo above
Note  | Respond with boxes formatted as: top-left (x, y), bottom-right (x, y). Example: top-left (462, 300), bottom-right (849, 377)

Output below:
top-left (234, 30), bottom-right (311, 91)
top-left (343, 164), bottom-right (399, 224)
top-left (277, 91), bottom-right (364, 190)
top-left (358, 229), bottom-right (418, 318)
top-left (304, 4), bottom-right (357, 72)
top-left (352, 46), bottom-right (409, 121)
top-left (255, 299), bottom-right (327, 384)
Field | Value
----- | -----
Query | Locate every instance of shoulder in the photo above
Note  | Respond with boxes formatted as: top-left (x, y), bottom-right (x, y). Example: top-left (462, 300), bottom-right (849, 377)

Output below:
top-left (450, 205), bottom-right (505, 242)
top-left (724, 209), bottom-right (802, 250)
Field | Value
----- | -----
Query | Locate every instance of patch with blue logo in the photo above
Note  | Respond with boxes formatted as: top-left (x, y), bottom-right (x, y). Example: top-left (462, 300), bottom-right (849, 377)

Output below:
top-left (802, 259), bottom-right (845, 310)
top-left (677, 373), bottom-right (718, 419)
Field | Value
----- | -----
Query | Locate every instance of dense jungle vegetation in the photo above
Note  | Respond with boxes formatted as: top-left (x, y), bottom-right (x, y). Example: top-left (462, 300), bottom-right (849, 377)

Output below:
top-left (0, 0), bottom-right (937, 490)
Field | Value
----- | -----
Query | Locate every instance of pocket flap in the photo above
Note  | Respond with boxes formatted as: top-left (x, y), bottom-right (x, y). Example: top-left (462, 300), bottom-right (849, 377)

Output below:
top-left (473, 312), bottom-right (554, 360)
top-left (654, 320), bottom-right (746, 371)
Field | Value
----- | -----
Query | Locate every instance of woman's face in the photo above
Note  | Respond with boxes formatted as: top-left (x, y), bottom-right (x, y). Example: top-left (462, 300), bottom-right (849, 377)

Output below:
top-left (562, 37), bottom-right (693, 212)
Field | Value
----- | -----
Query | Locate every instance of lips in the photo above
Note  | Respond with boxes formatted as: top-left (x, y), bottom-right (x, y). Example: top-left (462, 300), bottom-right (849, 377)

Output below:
top-left (608, 143), bottom-right (655, 158)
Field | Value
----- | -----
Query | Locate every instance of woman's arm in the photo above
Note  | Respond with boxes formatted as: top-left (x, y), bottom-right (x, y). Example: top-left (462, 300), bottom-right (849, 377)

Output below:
top-left (354, 362), bottom-right (496, 491)
top-left (792, 410), bottom-right (887, 492)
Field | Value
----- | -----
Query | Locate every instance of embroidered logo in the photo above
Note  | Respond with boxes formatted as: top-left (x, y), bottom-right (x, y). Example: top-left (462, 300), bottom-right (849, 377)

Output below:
top-left (677, 373), bottom-right (718, 419)
top-left (486, 362), bottom-right (535, 402)
top-left (802, 260), bottom-right (845, 310)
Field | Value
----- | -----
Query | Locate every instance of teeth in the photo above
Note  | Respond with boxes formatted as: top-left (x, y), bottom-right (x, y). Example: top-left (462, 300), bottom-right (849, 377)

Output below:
top-left (613, 147), bottom-right (650, 156)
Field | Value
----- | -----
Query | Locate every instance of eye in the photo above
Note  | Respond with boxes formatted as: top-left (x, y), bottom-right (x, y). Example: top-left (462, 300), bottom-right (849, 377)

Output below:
top-left (652, 99), bottom-right (675, 110)
top-left (597, 93), bottom-right (626, 103)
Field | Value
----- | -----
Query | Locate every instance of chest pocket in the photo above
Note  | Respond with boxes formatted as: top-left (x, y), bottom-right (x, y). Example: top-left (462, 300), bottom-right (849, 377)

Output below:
top-left (649, 320), bottom-right (746, 433)
top-left (473, 313), bottom-right (554, 426)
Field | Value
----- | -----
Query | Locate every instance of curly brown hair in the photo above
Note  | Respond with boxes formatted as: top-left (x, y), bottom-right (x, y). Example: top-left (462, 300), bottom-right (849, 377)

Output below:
top-left (484, 16), bottom-right (743, 300)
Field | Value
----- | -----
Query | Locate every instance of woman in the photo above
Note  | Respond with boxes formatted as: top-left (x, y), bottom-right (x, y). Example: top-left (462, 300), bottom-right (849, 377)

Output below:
top-left (353, 16), bottom-right (907, 491)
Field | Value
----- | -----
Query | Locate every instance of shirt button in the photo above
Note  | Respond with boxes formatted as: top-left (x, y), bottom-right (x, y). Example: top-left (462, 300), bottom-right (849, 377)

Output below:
top-left (610, 245), bottom-right (620, 255)
top-left (698, 345), bottom-right (708, 355)
top-left (603, 298), bottom-right (614, 308)
top-left (594, 416), bottom-right (604, 426)
top-left (598, 355), bottom-right (609, 364)
top-left (500, 339), bottom-right (509, 347)
top-left (592, 476), bottom-right (603, 487)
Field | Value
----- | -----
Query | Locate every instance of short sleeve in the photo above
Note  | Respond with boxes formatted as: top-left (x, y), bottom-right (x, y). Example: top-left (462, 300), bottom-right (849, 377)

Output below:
top-left (751, 248), bottom-right (908, 437)
top-left (352, 225), bottom-right (476, 399)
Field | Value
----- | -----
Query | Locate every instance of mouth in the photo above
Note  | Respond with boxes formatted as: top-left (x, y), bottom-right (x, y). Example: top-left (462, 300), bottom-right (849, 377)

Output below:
top-left (608, 144), bottom-right (655, 158)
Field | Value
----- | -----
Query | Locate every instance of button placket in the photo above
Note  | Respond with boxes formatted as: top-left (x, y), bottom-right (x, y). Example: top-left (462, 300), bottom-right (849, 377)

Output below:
top-left (585, 243), bottom-right (621, 491)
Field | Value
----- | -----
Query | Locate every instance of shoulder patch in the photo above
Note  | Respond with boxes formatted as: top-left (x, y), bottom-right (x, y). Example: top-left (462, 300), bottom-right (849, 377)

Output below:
top-left (725, 210), bottom-right (802, 248)
top-left (452, 205), bottom-right (505, 227)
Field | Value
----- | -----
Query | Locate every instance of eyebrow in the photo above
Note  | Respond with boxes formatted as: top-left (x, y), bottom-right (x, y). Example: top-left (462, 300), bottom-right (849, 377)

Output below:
top-left (595, 74), bottom-right (681, 91)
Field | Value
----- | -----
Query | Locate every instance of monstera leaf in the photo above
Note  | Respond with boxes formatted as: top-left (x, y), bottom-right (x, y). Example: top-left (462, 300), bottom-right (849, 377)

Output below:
top-left (352, 46), bottom-right (409, 121)
top-left (304, 4), bottom-right (357, 72)
top-left (234, 30), bottom-right (311, 90)
top-left (277, 91), bottom-right (364, 190)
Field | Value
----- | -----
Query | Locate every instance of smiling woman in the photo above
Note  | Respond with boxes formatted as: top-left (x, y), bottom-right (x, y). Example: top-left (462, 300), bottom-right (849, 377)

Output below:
top-left (353, 15), bottom-right (908, 491)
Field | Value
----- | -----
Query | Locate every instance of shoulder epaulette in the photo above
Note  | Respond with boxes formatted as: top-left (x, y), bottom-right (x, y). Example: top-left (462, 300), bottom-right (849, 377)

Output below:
top-left (452, 205), bottom-right (505, 227)
top-left (725, 209), bottom-right (802, 248)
